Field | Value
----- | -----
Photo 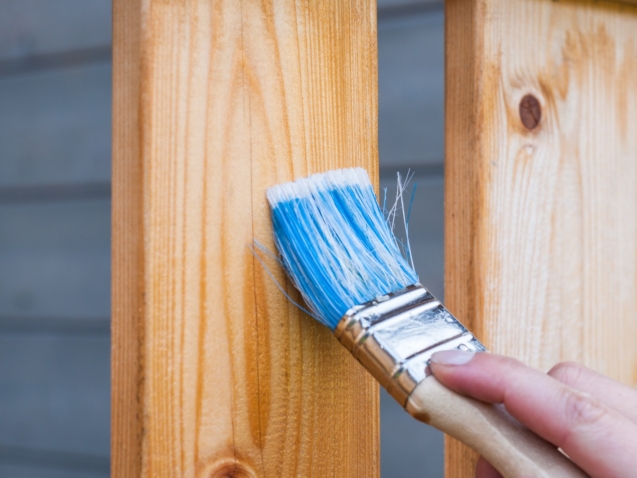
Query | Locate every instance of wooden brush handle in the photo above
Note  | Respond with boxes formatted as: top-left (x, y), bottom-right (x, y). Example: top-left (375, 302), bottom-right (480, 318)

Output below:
top-left (405, 377), bottom-right (588, 478)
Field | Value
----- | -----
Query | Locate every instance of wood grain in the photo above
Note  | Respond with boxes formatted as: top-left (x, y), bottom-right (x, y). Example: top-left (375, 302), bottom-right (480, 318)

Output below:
top-left (112, 1), bottom-right (380, 477)
top-left (111, 0), bottom-right (143, 475)
top-left (445, 0), bottom-right (637, 476)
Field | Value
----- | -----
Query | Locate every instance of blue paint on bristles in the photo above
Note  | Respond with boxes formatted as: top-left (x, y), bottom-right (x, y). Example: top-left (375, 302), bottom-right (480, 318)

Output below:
top-left (266, 168), bottom-right (418, 330)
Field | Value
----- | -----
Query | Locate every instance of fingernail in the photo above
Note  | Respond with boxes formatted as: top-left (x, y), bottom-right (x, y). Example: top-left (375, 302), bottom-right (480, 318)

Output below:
top-left (431, 349), bottom-right (475, 366)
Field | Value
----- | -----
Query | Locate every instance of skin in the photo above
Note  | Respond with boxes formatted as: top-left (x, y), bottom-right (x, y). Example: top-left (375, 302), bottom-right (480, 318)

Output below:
top-left (429, 351), bottom-right (637, 478)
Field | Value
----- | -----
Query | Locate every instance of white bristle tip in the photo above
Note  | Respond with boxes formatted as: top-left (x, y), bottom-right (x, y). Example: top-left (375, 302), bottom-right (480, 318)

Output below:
top-left (266, 168), bottom-right (371, 206)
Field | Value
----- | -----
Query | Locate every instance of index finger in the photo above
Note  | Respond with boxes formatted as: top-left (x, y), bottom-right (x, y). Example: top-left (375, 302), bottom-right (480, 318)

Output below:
top-left (430, 351), bottom-right (637, 478)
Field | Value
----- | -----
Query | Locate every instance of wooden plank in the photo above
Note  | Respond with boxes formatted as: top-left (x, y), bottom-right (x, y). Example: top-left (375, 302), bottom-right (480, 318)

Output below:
top-left (445, 0), bottom-right (637, 475)
top-left (0, 65), bottom-right (111, 188)
top-left (0, 0), bottom-right (110, 62)
top-left (112, 1), bottom-right (379, 477)
top-left (111, 0), bottom-right (143, 476)
top-left (0, 200), bottom-right (110, 319)
top-left (0, 333), bottom-right (110, 457)
top-left (378, 9), bottom-right (444, 167)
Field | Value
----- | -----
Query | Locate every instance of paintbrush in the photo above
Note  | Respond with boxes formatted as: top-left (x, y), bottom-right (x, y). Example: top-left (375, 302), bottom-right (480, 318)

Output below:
top-left (265, 168), bottom-right (585, 478)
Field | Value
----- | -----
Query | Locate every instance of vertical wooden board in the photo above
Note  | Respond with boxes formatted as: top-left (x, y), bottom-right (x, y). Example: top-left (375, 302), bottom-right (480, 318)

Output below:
top-left (111, 0), bottom-right (143, 476)
top-left (445, 0), bottom-right (637, 476)
top-left (112, 1), bottom-right (379, 477)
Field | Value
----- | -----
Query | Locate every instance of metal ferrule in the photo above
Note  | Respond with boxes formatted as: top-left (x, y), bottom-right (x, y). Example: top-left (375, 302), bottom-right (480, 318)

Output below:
top-left (334, 283), bottom-right (486, 407)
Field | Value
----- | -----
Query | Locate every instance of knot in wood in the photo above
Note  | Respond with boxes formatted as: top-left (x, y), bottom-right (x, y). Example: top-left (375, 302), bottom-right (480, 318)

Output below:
top-left (206, 460), bottom-right (256, 478)
top-left (519, 94), bottom-right (542, 130)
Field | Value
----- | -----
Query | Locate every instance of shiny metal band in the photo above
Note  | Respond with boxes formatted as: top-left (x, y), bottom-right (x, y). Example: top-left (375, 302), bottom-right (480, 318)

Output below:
top-left (334, 283), bottom-right (486, 407)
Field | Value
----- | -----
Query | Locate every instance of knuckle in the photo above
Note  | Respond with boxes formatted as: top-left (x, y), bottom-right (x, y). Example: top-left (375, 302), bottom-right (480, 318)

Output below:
top-left (548, 361), bottom-right (585, 386)
top-left (560, 389), bottom-right (612, 448)
top-left (562, 389), bottom-right (607, 429)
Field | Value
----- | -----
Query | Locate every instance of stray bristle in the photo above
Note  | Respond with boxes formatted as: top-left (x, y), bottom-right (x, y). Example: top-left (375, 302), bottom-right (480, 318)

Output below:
top-left (267, 168), bottom-right (418, 330)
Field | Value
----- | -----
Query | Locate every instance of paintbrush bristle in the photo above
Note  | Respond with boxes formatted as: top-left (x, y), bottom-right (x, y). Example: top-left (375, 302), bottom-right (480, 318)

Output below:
top-left (267, 168), bottom-right (418, 330)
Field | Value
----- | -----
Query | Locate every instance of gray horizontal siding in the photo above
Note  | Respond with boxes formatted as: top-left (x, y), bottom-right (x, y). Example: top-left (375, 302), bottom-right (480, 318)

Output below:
top-left (0, 333), bottom-right (110, 459)
top-left (0, 64), bottom-right (112, 189)
top-left (379, 174), bottom-right (444, 299)
top-left (0, 200), bottom-right (111, 319)
top-left (379, 8), bottom-right (444, 168)
top-left (379, 173), bottom-right (444, 478)
top-left (0, 462), bottom-right (108, 478)
top-left (381, 388), bottom-right (444, 477)
top-left (378, 0), bottom-right (443, 10)
top-left (378, 7), bottom-right (445, 476)
top-left (0, 1), bottom-right (111, 62)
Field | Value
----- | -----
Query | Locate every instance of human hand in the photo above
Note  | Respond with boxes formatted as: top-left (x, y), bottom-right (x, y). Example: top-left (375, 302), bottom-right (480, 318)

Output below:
top-left (429, 351), bottom-right (637, 478)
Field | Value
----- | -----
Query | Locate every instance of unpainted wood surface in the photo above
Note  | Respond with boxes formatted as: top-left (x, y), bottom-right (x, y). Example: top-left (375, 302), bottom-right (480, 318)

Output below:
top-left (445, 0), bottom-right (637, 476)
top-left (112, 1), bottom-right (379, 477)
top-left (111, 0), bottom-right (143, 476)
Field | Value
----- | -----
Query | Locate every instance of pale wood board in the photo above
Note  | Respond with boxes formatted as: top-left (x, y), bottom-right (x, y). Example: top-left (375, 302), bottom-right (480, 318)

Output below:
top-left (445, 0), bottom-right (637, 475)
top-left (112, 1), bottom-right (380, 477)
top-left (111, 0), bottom-right (143, 475)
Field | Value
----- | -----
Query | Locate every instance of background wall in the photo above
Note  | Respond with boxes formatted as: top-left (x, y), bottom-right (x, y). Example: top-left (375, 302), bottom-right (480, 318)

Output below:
top-left (0, 1), bottom-right (445, 476)
top-left (378, 2), bottom-right (445, 476)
